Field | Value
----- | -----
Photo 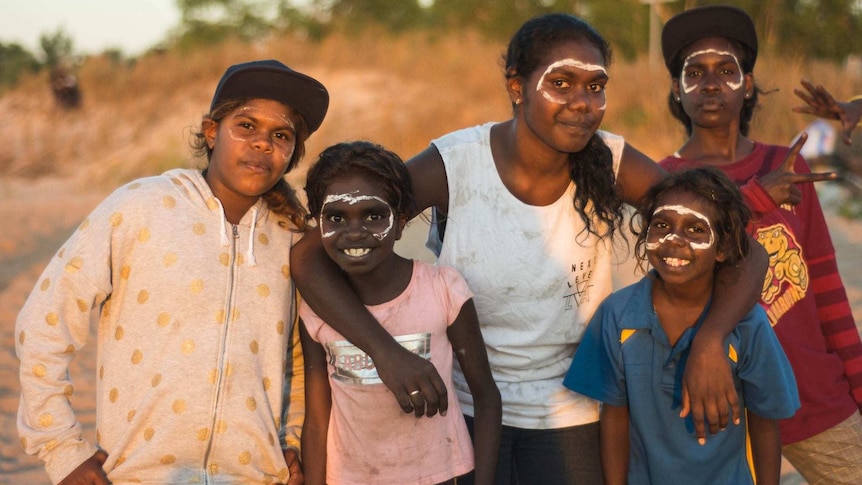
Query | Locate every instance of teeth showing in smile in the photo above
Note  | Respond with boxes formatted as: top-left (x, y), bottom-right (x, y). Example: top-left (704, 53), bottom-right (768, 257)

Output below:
top-left (343, 248), bottom-right (371, 257)
top-left (663, 257), bottom-right (690, 267)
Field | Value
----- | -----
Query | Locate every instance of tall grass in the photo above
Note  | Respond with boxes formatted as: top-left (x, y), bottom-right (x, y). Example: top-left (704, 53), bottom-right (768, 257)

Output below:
top-left (1, 30), bottom-right (859, 193)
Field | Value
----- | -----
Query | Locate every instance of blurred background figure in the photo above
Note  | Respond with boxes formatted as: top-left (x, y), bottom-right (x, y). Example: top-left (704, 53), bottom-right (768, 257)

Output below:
top-left (49, 58), bottom-right (81, 109)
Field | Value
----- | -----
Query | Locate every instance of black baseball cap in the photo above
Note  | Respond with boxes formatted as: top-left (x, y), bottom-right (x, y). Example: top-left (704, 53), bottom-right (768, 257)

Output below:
top-left (661, 5), bottom-right (758, 74)
top-left (210, 59), bottom-right (329, 134)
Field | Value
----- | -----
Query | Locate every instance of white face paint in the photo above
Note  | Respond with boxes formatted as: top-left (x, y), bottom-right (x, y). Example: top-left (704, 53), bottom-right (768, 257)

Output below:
top-left (680, 49), bottom-right (744, 94)
top-left (535, 59), bottom-right (608, 110)
top-left (319, 191), bottom-right (395, 241)
top-left (224, 105), bottom-right (297, 165)
top-left (645, 204), bottom-right (715, 251)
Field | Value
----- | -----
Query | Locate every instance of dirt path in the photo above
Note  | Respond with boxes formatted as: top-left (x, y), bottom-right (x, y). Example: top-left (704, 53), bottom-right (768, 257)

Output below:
top-left (0, 178), bottom-right (105, 483)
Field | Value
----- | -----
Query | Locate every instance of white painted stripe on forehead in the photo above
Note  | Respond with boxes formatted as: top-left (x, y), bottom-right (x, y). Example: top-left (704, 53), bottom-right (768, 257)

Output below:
top-left (536, 59), bottom-right (608, 109)
top-left (322, 192), bottom-right (386, 205)
top-left (680, 49), bottom-right (743, 93)
top-left (650, 204), bottom-right (715, 250)
top-left (536, 59), bottom-right (608, 92)
top-left (319, 191), bottom-right (395, 241)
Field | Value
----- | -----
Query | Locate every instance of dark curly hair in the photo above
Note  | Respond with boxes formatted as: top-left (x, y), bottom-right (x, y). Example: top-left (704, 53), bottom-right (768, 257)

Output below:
top-left (305, 141), bottom-right (416, 224)
top-left (667, 38), bottom-right (761, 137)
top-left (631, 166), bottom-right (751, 275)
top-left (190, 98), bottom-right (309, 231)
top-left (505, 13), bottom-right (623, 242)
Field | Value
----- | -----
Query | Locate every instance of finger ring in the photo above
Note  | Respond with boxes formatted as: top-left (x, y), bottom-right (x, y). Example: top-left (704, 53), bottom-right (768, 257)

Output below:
top-left (409, 390), bottom-right (421, 397)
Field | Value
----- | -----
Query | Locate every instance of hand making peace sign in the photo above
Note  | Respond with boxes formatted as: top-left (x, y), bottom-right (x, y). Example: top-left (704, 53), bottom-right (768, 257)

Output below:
top-left (757, 132), bottom-right (837, 208)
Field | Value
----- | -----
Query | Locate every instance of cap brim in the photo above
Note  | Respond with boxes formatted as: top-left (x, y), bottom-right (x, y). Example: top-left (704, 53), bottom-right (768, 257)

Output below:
top-left (661, 5), bottom-right (757, 73)
top-left (212, 65), bottom-right (329, 134)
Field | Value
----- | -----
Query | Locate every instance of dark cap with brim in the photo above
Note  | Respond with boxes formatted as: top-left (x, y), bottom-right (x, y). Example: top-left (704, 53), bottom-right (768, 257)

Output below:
top-left (210, 59), bottom-right (329, 134)
top-left (661, 5), bottom-right (757, 74)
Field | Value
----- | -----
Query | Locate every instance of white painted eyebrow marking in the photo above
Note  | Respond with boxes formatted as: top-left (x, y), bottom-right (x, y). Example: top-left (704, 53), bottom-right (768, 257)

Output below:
top-left (319, 191), bottom-right (395, 241)
top-left (680, 49), bottom-right (743, 93)
top-left (536, 59), bottom-right (608, 110)
top-left (644, 204), bottom-right (715, 250)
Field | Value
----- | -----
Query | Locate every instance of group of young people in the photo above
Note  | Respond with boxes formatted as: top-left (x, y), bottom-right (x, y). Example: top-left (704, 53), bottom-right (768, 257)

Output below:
top-left (15, 4), bottom-right (862, 485)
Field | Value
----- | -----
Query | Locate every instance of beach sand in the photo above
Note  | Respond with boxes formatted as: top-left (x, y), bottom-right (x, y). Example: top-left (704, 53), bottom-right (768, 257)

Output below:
top-left (1, 178), bottom-right (859, 484)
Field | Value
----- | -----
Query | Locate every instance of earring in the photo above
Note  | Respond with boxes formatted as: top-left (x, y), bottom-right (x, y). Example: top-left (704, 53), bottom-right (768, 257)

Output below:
top-left (744, 93), bottom-right (751, 98)
top-left (515, 98), bottom-right (522, 105)
top-left (675, 96), bottom-right (681, 102)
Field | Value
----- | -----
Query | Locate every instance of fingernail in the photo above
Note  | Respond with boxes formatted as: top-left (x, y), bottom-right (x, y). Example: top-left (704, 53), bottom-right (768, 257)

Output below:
top-left (698, 438), bottom-right (706, 446)
top-left (734, 418), bottom-right (740, 425)
top-left (441, 410), bottom-right (447, 416)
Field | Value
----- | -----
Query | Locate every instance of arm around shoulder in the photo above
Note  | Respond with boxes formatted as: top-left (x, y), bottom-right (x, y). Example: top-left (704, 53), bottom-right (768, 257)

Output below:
top-left (615, 143), bottom-right (667, 206)
top-left (291, 228), bottom-right (396, 362)
top-left (290, 228), bottom-right (450, 416)
top-left (404, 144), bottom-right (449, 217)
top-left (681, 239), bottom-right (768, 440)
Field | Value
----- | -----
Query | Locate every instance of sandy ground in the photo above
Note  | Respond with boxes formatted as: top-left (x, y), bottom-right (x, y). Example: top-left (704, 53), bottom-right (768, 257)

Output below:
top-left (2, 178), bottom-right (860, 484)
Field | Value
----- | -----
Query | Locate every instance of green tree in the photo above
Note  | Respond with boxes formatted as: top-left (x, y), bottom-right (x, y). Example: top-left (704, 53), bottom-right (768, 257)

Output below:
top-left (169, 0), bottom-right (860, 62)
top-left (39, 27), bottom-right (75, 68)
top-left (429, 0), bottom-right (584, 40)
top-left (312, 0), bottom-right (431, 32)
top-left (586, 0), bottom-right (649, 61)
top-left (662, 0), bottom-right (860, 62)
top-left (175, 0), bottom-right (278, 47)
top-left (0, 42), bottom-right (40, 90)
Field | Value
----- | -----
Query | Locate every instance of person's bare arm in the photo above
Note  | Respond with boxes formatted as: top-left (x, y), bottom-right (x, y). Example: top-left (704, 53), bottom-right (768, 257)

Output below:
top-left (617, 143), bottom-right (767, 443)
top-left (678, 241), bottom-right (765, 440)
top-left (291, 228), bottom-right (448, 415)
top-left (298, 321), bottom-right (330, 485)
top-left (599, 404), bottom-right (630, 485)
top-left (447, 300), bottom-right (501, 485)
top-left (613, 143), bottom-right (667, 207)
top-left (290, 145), bottom-right (451, 416)
top-left (747, 412), bottom-right (782, 485)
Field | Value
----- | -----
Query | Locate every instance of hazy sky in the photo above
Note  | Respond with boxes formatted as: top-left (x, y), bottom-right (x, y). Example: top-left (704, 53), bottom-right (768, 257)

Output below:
top-left (0, 0), bottom-right (181, 56)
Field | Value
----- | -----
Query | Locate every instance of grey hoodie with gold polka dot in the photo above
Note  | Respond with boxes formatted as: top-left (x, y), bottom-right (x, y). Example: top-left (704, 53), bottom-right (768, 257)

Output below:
top-left (16, 168), bottom-right (304, 484)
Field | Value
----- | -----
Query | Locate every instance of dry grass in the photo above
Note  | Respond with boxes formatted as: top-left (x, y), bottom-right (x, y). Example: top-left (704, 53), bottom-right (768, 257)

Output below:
top-left (1, 30), bottom-right (860, 192)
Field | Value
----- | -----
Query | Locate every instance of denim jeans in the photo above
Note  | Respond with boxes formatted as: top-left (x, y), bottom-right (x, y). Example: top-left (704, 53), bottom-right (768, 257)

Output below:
top-left (458, 415), bottom-right (603, 485)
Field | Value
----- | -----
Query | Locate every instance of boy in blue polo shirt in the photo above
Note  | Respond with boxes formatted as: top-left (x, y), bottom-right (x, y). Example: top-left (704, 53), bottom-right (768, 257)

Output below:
top-left (564, 167), bottom-right (799, 485)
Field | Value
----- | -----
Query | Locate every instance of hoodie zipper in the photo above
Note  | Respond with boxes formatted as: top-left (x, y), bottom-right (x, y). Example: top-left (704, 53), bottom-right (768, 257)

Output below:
top-left (202, 223), bottom-right (239, 483)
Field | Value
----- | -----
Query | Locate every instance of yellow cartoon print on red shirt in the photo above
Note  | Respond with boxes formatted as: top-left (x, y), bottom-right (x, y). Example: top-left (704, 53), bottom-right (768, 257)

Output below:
top-left (757, 223), bottom-right (808, 326)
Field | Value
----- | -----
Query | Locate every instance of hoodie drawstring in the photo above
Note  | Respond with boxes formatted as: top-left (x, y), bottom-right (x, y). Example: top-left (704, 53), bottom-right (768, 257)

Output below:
top-left (215, 199), bottom-right (231, 247)
top-left (214, 199), bottom-right (258, 267)
top-left (247, 207), bottom-right (258, 267)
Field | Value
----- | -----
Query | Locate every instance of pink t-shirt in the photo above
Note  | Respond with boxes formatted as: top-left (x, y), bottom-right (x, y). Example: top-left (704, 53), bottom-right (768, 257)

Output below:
top-left (299, 261), bottom-right (475, 485)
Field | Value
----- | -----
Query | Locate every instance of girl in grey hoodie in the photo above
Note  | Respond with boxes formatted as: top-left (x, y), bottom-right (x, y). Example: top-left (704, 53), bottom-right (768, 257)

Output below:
top-left (16, 59), bottom-right (328, 485)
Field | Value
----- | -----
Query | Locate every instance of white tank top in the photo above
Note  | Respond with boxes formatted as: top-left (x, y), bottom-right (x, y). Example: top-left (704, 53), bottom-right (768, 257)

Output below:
top-left (432, 123), bottom-right (624, 429)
